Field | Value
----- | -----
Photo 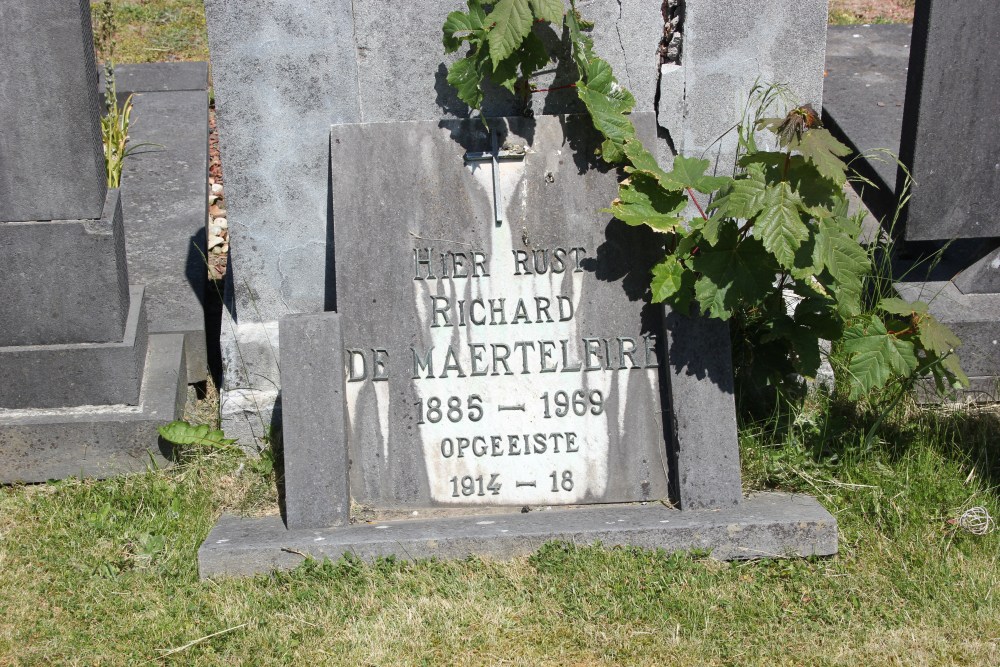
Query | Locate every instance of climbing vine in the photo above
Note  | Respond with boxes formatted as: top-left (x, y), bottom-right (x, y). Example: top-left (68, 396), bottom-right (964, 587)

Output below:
top-left (442, 0), bottom-right (967, 399)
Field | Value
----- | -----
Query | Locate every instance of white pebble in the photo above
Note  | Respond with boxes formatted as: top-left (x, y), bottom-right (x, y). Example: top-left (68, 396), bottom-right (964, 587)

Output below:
top-left (215, 217), bottom-right (227, 229)
top-left (211, 183), bottom-right (224, 196)
top-left (207, 234), bottom-right (225, 250)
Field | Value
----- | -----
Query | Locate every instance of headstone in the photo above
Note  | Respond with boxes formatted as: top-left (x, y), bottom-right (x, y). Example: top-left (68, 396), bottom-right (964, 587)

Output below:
top-left (823, 5), bottom-right (1000, 400)
top-left (204, 0), bottom-right (830, 450)
top-left (0, 1), bottom-right (186, 482)
top-left (197, 115), bottom-right (837, 575)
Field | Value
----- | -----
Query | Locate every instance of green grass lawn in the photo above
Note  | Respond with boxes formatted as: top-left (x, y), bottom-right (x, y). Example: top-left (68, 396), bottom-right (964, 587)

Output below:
top-left (1, 399), bottom-right (997, 664)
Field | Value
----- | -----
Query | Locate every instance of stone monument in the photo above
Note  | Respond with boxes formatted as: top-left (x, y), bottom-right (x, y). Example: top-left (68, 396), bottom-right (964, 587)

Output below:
top-left (198, 114), bottom-right (837, 576)
top-left (199, 0), bottom-right (838, 575)
top-left (823, 1), bottom-right (1000, 399)
top-left (0, 1), bottom-right (186, 482)
top-left (205, 0), bottom-right (830, 450)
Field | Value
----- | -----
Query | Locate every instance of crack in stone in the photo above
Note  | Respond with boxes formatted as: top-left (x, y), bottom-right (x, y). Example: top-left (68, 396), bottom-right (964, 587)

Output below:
top-left (613, 0), bottom-right (634, 96)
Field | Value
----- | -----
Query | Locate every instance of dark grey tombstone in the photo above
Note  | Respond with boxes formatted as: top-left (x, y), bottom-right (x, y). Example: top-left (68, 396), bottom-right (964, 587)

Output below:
top-left (895, 0), bottom-right (1000, 398)
top-left (198, 115), bottom-right (837, 576)
top-left (823, 9), bottom-right (1000, 400)
top-left (0, 1), bottom-right (185, 482)
top-left (0, 1), bottom-right (106, 222)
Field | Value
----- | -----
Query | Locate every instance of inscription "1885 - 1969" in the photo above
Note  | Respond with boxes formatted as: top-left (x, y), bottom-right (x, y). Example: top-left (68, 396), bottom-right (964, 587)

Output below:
top-left (346, 243), bottom-right (659, 503)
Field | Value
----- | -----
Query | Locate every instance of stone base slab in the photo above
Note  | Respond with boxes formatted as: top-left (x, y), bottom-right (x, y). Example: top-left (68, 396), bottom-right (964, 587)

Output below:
top-left (0, 333), bottom-right (186, 483)
top-left (0, 285), bottom-right (148, 410)
top-left (198, 493), bottom-right (838, 578)
top-left (894, 281), bottom-right (1000, 384)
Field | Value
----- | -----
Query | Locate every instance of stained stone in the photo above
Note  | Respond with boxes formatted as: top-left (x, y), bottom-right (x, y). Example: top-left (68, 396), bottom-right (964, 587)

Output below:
top-left (330, 114), bottom-right (674, 508)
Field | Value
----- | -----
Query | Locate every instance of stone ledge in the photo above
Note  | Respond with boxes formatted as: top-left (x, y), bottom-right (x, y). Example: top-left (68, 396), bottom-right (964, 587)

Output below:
top-left (198, 493), bottom-right (838, 579)
top-left (0, 285), bottom-right (148, 409)
top-left (0, 333), bottom-right (186, 483)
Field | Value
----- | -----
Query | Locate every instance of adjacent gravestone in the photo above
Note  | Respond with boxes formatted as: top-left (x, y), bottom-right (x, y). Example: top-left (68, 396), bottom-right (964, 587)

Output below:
top-left (204, 0), bottom-right (832, 450)
top-left (0, 1), bottom-right (186, 482)
top-left (197, 115), bottom-right (837, 577)
top-left (824, 3), bottom-right (1000, 400)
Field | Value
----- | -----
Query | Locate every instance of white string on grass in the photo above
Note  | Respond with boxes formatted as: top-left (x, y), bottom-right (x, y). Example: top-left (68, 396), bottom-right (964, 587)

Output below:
top-left (957, 507), bottom-right (996, 535)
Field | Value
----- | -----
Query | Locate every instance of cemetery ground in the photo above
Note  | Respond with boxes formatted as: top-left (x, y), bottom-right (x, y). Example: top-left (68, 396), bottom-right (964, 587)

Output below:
top-left (2, 1), bottom-right (994, 664)
top-left (0, 394), bottom-right (997, 664)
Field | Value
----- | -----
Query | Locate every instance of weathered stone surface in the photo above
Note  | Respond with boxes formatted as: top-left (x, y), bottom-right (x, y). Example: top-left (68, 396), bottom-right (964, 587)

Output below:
top-left (119, 82), bottom-right (210, 382)
top-left (663, 311), bottom-right (741, 509)
top-left (205, 0), bottom-right (360, 323)
top-left (954, 247), bottom-right (1000, 296)
top-left (899, 0), bottom-right (1000, 242)
top-left (279, 312), bottom-right (350, 529)
top-left (332, 114), bottom-right (672, 508)
top-left (0, 333), bottom-right (186, 484)
top-left (352, 0), bottom-right (661, 123)
top-left (0, 189), bottom-right (129, 347)
top-left (101, 61), bottom-right (209, 94)
top-left (895, 281), bottom-right (1000, 381)
top-left (198, 493), bottom-right (838, 577)
top-left (659, 0), bottom-right (828, 178)
top-left (0, 286), bottom-right (148, 410)
top-left (823, 24), bottom-right (911, 195)
top-left (0, 1), bottom-right (106, 222)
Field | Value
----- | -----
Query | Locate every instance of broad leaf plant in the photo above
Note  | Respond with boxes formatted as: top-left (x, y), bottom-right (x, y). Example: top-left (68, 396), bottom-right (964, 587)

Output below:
top-left (442, 0), bottom-right (967, 400)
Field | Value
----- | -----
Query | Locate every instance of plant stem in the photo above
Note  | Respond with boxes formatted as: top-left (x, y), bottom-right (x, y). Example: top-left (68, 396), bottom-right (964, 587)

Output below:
top-left (531, 83), bottom-right (577, 94)
top-left (686, 187), bottom-right (709, 221)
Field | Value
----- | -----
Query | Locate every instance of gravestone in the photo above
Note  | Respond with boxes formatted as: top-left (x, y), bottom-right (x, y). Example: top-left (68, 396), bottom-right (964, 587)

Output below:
top-left (823, 3), bottom-right (1000, 400)
top-left (204, 0), bottom-right (831, 450)
top-left (0, 1), bottom-right (186, 482)
top-left (197, 115), bottom-right (837, 577)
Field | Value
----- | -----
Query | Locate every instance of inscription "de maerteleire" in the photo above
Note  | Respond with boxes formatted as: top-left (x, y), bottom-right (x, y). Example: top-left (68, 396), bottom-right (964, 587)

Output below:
top-left (346, 242), bottom-right (658, 503)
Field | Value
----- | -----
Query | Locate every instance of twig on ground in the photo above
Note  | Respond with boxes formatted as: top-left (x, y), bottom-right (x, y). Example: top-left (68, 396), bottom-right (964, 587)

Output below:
top-left (155, 622), bottom-right (249, 660)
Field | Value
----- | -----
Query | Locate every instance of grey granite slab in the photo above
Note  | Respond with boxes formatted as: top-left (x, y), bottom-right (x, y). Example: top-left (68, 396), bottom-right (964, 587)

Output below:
top-left (100, 62), bottom-right (209, 94)
top-left (0, 286), bottom-right (147, 410)
top-left (279, 312), bottom-right (351, 529)
top-left (119, 86), bottom-right (210, 382)
top-left (0, 189), bottom-right (129, 347)
top-left (198, 493), bottom-right (838, 578)
top-left (659, 0), bottom-right (828, 179)
top-left (0, 332), bottom-right (186, 484)
top-left (331, 114), bottom-right (674, 509)
top-left (663, 311), bottom-right (741, 509)
top-left (0, 1), bottom-right (105, 222)
top-left (898, 0), bottom-right (1000, 242)
top-left (823, 24), bottom-right (911, 193)
top-left (895, 281), bottom-right (1000, 379)
top-left (954, 247), bottom-right (1000, 296)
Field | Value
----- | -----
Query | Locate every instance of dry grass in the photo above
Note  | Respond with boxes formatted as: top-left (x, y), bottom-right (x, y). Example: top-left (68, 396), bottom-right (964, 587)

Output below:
top-left (829, 0), bottom-right (916, 24)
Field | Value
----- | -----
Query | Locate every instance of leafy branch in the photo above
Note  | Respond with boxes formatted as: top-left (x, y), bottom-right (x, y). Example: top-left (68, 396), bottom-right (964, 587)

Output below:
top-left (442, 0), bottom-right (968, 399)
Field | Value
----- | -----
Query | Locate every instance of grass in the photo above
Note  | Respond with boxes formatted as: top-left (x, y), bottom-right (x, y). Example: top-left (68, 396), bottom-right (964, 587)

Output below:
top-left (1, 396), bottom-right (997, 664)
top-left (91, 0), bottom-right (208, 64)
top-left (828, 0), bottom-right (916, 25)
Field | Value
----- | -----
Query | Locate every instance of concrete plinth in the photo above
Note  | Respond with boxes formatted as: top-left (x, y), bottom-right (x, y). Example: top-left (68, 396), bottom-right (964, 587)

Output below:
top-left (198, 493), bottom-right (838, 578)
top-left (0, 333), bottom-right (186, 483)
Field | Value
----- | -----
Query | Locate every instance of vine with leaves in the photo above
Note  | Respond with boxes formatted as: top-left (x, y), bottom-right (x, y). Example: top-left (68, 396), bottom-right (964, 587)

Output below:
top-left (442, 0), bottom-right (967, 400)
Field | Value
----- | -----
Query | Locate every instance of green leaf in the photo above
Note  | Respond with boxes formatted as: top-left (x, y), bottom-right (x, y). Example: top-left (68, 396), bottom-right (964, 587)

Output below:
top-left (622, 139), bottom-right (683, 191)
top-left (815, 222), bottom-right (869, 316)
top-left (916, 313), bottom-right (961, 357)
top-left (488, 0), bottom-right (534, 68)
top-left (753, 182), bottom-right (809, 269)
top-left (651, 255), bottom-right (684, 302)
top-left (690, 226), bottom-right (779, 320)
top-left (879, 297), bottom-right (928, 316)
top-left (792, 128), bottom-right (851, 186)
top-left (529, 0), bottom-right (564, 24)
top-left (575, 55), bottom-right (635, 164)
top-left (605, 172), bottom-right (687, 232)
top-left (668, 155), bottom-right (732, 194)
top-left (447, 55), bottom-right (486, 109)
top-left (701, 211), bottom-right (725, 245)
top-left (708, 162), bottom-right (767, 220)
top-left (443, 1), bottom-right (489, 52)
top-left (842, 316), bottom-right (919, 398)
top-left (158, 420), bottom-right (237, 449)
